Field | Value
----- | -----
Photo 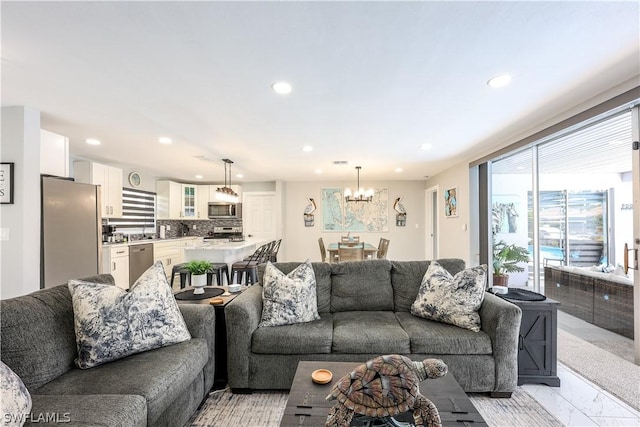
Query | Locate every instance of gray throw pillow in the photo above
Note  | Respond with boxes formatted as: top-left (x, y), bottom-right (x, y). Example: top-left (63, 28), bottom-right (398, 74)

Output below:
top-left (68, 261), bottom-right (191, 369)
top-left (411, 261), bottom-right (487, 332)
top-left (259, 260), bottom-right (320, 327)
top-left (0, 360), bottom-right (31, 427)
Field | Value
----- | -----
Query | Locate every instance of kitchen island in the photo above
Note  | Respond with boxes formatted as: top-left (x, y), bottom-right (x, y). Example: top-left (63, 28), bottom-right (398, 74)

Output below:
top-left (184, 238), bottom-right (272, 278)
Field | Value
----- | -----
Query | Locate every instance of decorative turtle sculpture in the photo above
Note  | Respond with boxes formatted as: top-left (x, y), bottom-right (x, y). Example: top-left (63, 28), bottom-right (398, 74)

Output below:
top-left (325, 354), bottom-right (448, 427)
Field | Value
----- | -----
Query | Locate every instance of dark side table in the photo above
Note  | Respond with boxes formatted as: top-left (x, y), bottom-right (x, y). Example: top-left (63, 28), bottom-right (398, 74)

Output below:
top-left (175, 286), bottom-right (244, 390)
top-left (502, 296), bottom-right (561, 387)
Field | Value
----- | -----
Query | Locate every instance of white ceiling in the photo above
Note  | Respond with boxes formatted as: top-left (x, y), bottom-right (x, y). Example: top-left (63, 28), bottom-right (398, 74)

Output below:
top-left (2, 1), bottom-right (639, 184)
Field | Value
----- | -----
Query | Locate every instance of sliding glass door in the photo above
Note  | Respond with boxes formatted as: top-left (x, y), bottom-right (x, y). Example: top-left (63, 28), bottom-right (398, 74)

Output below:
top-left (489, 108), bottom-right (635, 297)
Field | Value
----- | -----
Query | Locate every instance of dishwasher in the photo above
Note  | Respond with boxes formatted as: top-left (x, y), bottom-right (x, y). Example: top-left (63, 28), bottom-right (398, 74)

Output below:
top-left (129, 243), bottom-right (154, 286)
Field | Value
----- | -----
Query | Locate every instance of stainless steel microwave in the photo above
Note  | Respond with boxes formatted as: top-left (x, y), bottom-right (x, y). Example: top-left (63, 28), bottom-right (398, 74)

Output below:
top-left (208, 202), bottom-right (242, 219)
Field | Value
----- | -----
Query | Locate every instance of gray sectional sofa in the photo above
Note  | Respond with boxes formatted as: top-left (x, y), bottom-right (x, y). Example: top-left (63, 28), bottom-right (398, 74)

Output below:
top-left (226, 259), bottom-right (522, 397)
top-left (0, 274), bottom-right (216, 427)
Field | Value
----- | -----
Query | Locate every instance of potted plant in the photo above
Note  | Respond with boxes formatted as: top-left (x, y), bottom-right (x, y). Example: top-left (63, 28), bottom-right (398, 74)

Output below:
top-left (186, 260), bottom-right (213, 294)
top-left (492, 240), bottom-right (530, 287)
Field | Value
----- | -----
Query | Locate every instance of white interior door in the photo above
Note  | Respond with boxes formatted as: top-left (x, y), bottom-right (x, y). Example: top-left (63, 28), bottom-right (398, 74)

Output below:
top-left (243, 192), bottom-right (276, 241)
top-left (425, 186), bottom-right (438, 260)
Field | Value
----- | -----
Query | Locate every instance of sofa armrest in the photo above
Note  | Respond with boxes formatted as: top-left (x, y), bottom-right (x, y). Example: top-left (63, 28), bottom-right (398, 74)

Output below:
top-left (225, 285), bottom-right (263, 390)
top-left (479, 293), bottom-right (522, 393)
top-left (178, 304), bottom-right (216, 393)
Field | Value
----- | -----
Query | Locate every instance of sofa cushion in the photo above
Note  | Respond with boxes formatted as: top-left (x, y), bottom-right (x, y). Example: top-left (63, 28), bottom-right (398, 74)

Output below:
top-left (411, 261), bottom-right (487, 332)
top-left (332, 311), bottom-right (410, 353)
top-left (1, 361), bottom-right (31, 427)
top-left (34, 337), bottom-right (207, 426)
top-left (395, 312), bottom-right (492, 355)
top-left (258, 262), bottom-right (332, 313)
top-left (259, 261), bottom-right (321, 327)
top-left (30, 394), bottom-right (147, 427)
top-left (391, 259), bottom-right (466, 312)
top-left (252, 313), bottom-right (333, 354)
top-left (331, 260), bottom-right (393, 312)
top-left (68, 261), bottom-right (191, 369)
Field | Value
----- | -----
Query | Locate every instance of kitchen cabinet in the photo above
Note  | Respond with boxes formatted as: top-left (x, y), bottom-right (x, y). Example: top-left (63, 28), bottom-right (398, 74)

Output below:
top-left (181, 184), bottom-right (197, 218)
top-left (102, 245), bottom-right (129, 289)
top-left (74, 161), bottom-right (123, 218)
top-left (197, 185), bottom-right (210, 219)
top-left (154, 238), bottom-right (198, 280)
top-left (156, 181), bottom-right (201, 219)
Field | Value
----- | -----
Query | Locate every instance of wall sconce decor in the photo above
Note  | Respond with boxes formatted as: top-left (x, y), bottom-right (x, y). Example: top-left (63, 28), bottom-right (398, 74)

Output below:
top-left (393, 197), bottom-right (406, 226)
top-left (304, 197), bottom-right (316, 227)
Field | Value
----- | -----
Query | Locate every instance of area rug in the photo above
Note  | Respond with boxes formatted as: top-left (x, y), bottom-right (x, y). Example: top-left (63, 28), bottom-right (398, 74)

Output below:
top-left (558, 329), bottom-right (640, 411)
top-left (188, 386), bottom-right (562, 426)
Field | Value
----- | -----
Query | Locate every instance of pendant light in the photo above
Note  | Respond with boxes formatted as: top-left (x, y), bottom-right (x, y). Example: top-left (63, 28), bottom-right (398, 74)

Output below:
top-left (344, 166), bottom-right (373, 203)
top-left (215, 159), bottom-right (239, 203)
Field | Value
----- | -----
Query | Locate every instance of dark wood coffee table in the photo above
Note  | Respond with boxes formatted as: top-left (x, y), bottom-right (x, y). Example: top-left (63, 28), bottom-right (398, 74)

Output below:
top-left (280, 361), bottom-right (487, 427)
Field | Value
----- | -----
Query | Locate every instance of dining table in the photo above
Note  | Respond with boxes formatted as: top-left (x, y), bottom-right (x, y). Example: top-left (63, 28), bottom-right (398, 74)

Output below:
top-left (327, 242), bottom-right (378, 262)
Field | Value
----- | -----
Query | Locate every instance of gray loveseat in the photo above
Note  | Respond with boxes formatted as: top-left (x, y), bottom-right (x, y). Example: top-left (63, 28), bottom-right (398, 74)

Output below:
top-left (0, 274), bottom-right (216, 427)
top-left (226, 259), bottom-right (522, 397)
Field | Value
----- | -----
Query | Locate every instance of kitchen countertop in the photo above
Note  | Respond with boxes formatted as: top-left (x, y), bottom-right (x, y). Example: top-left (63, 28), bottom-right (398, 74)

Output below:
top-left (102, 236), bottom-right (201, 247)
top-left (185, 237), bottom-right (270, 251)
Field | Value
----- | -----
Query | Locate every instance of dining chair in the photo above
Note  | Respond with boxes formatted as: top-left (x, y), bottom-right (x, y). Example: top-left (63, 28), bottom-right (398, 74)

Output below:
top-left (338, 243), bottom-right (364, 262)
top-left (340, 235), bottom-right (360, 245)
top-left (318, 237), bottom-right (328, 262)
top-left (377, 238), bottom-right (390, 259)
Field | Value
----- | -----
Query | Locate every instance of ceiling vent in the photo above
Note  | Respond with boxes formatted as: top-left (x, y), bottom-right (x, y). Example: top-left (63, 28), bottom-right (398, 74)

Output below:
top-left (333, 160), bottom-right (349, 165)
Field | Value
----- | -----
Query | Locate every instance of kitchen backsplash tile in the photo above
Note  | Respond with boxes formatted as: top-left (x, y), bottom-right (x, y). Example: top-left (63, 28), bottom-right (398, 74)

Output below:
top-left (156, 219), bottom-right (242, 239)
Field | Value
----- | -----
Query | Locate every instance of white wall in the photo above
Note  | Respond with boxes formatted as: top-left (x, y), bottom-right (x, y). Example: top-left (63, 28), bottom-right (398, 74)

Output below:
top-left (279, 180), bottom-right (427, 263)
top-left (422, 162), bottom-right (473, 266)
top-left (1, 107), bottom-right (42, 299)
top-left (40, 129), bottom-right (69, 177)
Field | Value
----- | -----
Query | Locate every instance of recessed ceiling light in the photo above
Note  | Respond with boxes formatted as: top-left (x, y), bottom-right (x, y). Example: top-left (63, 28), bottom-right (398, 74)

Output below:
top-left (86, 138), bottom-right (101, 146)
top-left (195, 174), bottom-right (203, 179)
top-left (159, 137), bottom-right (172, 144)
top-left (272, 81), bottom-right (292, 95)
top-left (236, 174), bottom-right (244, 179)
top-left (420, 143), bottom-right (432, 151)
top-left (315, 169), bottom-right (323, 174)
top-left (395, 168), bottom-right (403, 173)
top-left (487, 74), bottom-right (512, 88)
top-left (302, 145), bottom-right (313, 152)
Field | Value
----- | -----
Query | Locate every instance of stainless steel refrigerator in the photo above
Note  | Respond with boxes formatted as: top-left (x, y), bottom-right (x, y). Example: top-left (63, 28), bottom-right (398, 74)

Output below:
top-left (41, 176), bottom-right (102, 289)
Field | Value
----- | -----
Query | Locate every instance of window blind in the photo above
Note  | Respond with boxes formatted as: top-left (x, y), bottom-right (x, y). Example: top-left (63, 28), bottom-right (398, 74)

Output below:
top-left (108, 187), bottom-right (156, 232)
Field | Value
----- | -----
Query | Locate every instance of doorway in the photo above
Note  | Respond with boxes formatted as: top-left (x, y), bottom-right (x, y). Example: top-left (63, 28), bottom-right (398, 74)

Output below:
top-left (425, 186), bottom-right (438, 259)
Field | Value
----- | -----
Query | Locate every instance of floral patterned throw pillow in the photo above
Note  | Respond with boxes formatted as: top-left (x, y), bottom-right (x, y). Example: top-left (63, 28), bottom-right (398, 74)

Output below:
top-left (0, 361), bottom-right (31, 427)
top-left (259, 260), bottom-right (321, 327)
top-left (411, 261), bottom-right (487, 332)
top-left (68, 261), bottom-right (191, 369)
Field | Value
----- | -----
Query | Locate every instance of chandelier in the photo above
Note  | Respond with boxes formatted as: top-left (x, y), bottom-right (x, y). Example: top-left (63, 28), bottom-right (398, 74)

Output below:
top-left (344, 166), bottom-right (373, 203)
top-left (215, 159), bottom-right (239, 203)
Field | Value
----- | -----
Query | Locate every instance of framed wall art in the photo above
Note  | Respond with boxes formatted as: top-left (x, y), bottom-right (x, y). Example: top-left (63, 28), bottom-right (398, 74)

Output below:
top-left (444, 187), bottom-right (457, 218)
top-left (0, 162), bottom-right (14, 204)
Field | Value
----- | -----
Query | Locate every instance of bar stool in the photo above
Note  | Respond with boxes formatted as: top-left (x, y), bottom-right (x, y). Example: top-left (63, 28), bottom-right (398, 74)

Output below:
top-left (170, 263), bottom-right (191, 289)
top-left (206, 262), bottom-right (230, 286)
top-left (231, 244), bottom-right (270, 285)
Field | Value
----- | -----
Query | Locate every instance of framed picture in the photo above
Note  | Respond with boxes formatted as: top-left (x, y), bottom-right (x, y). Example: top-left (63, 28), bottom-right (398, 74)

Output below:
top-left (0, 163), bottom-right (14, 204)
top-left (444, 187), bottom-right (457, 218)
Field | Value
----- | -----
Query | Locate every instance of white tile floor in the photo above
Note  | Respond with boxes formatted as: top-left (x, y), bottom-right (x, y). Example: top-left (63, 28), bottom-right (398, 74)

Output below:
top-left (523, 363), bottom-right (640, 426)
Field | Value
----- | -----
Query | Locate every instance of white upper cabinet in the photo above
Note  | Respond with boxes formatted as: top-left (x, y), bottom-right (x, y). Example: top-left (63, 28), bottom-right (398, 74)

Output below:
top-left (74, 161), bottom-right (123, 218)
top-left (157, 181), bottom-right (201, 219)
top-left (197, 185), bottom-right (210, 219)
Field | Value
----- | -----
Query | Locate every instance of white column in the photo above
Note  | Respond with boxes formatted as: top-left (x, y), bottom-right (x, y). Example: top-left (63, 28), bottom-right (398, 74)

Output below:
top-left (1, 106), bottom-right (41, 298)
